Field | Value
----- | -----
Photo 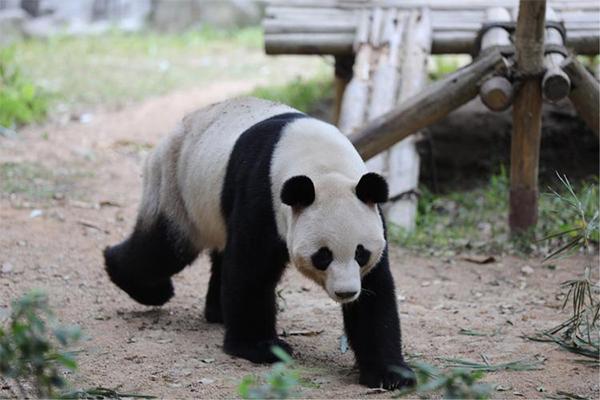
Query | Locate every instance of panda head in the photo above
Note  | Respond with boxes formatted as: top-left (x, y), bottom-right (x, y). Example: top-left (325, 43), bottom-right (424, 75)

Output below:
top-left (281, 172), bottom-right (388, 303)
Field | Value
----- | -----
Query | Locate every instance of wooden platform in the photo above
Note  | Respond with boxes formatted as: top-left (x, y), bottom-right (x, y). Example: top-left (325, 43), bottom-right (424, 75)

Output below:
top-left (264, 0), bottom-right (600, 55)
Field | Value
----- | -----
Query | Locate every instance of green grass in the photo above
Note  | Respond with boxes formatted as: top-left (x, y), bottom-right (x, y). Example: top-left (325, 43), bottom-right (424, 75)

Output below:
top-left (391, 168), bottom-right (599, 256)
top-left (0, 46), bottom-right (49, 128)
top-left (10, 27), bottom-right (328, 113)
top-left (0, 161), bottom-right (87, 202)
top-left (251, 74), bottom-right (332, 113)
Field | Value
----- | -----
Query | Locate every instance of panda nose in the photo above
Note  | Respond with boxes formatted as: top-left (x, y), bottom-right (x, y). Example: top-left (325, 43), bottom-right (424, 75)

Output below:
top-left (335, 290), bottom-right (357, 299)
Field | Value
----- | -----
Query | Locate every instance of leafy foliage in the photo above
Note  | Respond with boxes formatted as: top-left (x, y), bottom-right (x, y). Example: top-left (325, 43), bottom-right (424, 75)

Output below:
top-left (0, 46), bottom-right (48, 128)
top-left (238, 346), bottom-right (302, 399)
top-left (0, 290), bottom-right (81, 398)
top-left (393, 361), bottom-right (491, 399)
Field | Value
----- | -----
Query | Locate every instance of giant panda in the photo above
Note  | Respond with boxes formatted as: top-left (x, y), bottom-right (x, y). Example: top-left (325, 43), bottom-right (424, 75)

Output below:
top-left (103, 97), bottom-right (415, 390)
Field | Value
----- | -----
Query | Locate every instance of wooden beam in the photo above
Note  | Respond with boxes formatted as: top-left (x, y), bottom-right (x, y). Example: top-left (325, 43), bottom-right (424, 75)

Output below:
top-left (562, 56), bottom-right (600, 136)
top-left (349, 49), bottom-right (508, 160)
top-left (509, 0), bottom-right (546, 234)
top-left (265, 29), bottom-right (599, 55)
top-left (479, 7), bottom-right (514, 111)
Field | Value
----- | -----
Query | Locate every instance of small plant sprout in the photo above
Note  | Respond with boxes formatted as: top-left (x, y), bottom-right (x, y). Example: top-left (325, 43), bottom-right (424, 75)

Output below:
top-left (393, 361), bottom-right (491, 399)
top-left (238, 346), bottom-right (302, 399)
top-left (0, 290), bottom-right (82, 398)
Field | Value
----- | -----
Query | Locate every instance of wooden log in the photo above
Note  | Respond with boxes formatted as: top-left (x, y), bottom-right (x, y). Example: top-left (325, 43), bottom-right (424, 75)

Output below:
top-left (266, 0), bottom-right (599, 11)
top-left (509, 0), bottom-right (546, 234)
top-left (338, 10), bottom-right (372, 133)
top-left (384, 8), bottom-right (431, 230)
top-left (562, 56), bottom-right (600, 135)
top-left (479, 7), bottom-right (513, 111)
top-left (333, 55), bottom-right (355, 125)
top-left (542, 8), bottom-right (571, 102)
top-left (365, 9), bottom-right (406, 194)
top-left (265, 30), bottom-right (599, 55)
top-left (349, 49), bottom-right (508, 160)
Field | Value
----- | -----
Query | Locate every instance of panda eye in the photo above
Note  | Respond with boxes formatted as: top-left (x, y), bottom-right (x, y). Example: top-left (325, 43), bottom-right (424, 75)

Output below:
top-left (311, 247), bottom-right (333, 271)
top-left (355, 245), bottom-right (371, 267)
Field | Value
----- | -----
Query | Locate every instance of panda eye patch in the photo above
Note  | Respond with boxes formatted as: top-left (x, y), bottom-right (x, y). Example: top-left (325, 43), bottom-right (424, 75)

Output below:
top-left (311, 247), bottom-right (333, 271)
top-left (355, 245), bottom-right (371, 267)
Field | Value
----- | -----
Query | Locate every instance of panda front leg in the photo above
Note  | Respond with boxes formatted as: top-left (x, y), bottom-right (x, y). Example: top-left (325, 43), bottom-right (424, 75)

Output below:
top-left (204, 250), bottom-right (223, 323)
top-left (342, 248), bottom-right (416, 390)
top-left (220, 239), bottom-right (291, 364)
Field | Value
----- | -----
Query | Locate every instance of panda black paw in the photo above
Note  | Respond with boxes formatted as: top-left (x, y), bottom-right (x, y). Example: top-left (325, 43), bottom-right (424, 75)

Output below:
top-left (359, 362), bottom-right (416, 390)
top-left (224, 337), bottom-right (293, 364)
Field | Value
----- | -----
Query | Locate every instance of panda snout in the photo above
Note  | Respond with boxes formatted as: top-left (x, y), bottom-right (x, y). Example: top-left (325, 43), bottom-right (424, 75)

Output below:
top-left (335, 290), bottom-right (358, 299)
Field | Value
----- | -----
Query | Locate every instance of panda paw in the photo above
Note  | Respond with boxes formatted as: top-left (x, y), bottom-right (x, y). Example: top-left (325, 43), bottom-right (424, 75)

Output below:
top-left (359, 362), bottom-right (416, 390)
top-left (224, 337), bottom-right (293, 364)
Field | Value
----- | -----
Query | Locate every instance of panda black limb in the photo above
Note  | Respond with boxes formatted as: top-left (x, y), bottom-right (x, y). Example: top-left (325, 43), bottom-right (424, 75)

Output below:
top-left (102, 97), bottom-right (415, 390)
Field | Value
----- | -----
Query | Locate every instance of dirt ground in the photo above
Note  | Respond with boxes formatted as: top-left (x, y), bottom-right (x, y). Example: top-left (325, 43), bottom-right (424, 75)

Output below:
top-left (1, 80), bottom-right (598, 399)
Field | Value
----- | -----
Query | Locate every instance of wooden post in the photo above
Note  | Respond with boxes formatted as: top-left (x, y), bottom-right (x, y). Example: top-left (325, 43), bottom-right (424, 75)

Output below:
top-left (562, 56), bottom-right (600, 136)
top-left (338, 9), bottom-right (372, 134)
top-left (350, 49), bottom-right (508, 160)
top-left (384, 8), bottom-right (431, 230)
top-left (509, 0), bottom-right (546, 234)
top-left (478, 7), bottom-right (513, 111)
top-left (542, 8), bottom-right (571, 102)
top-left (365, 9), bottom-right (406, 177)
top-left (333, 55), bottom-right (355, 125)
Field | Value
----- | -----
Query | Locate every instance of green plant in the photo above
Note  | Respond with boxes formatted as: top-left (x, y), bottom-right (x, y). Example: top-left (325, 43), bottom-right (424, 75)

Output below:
top-left (393, 361), bottom-right (491, 399)
top-left (237, 347), bottom-right (301, 399)
top-left (527, 174), bottom-right (600, 362)
top-left (251, 75), bottom-right (332, 113)
top-left (0, 46), bottom-right (48, 128)
top-left (0, 290), bottom-right (81, 398)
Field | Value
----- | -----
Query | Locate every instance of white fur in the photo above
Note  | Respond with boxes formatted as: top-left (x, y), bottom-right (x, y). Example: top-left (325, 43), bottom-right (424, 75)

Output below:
top-left (270, 118), bottom-right (386, 303)
top-left (165, 97), bottom-right (294, 251)
top-left (141, 97), bottom-right (386, 304)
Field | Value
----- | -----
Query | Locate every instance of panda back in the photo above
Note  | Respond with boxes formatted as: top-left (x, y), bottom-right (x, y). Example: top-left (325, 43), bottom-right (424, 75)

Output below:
top-left (177, 97), bottom-right (296, 251)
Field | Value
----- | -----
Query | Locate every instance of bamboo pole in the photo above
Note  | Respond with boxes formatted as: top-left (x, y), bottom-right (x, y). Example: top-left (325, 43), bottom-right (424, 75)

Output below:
top-left (349, 49), bottom-right (508, 160)
top-left (509, 0), bottom-right (546, 234)
top-left (562, 56), bottom-right (600, 136)
top-left (478, 7), bottom-right (514, 111)
top-left (542, 8), bottom-right (571, 102)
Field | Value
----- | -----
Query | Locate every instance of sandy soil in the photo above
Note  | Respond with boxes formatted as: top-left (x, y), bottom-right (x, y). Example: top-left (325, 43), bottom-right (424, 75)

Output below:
top-left (0, 81), bottom-right (598, 399)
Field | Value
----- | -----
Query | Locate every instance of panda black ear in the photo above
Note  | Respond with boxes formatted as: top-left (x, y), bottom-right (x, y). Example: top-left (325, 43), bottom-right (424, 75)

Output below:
top-left (356, 172), bottom-right (388, 204)
top-left (281, 175), bottom-right (315, 209)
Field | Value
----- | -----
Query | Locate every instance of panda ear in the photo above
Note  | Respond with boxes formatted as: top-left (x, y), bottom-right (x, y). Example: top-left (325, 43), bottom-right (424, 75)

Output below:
top-left (356, 173), bottom-right (388, 204)
top-left (281, 175), bottom-right (315, 209)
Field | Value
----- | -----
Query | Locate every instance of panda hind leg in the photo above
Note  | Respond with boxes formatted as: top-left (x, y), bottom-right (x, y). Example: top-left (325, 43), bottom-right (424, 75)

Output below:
top-left (104, 213), bottom-right (199, 306)
top-left (204, 250), bottom-right (223, 323)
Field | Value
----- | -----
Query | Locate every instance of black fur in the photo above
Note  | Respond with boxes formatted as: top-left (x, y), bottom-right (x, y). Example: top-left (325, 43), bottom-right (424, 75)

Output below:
top-left (280, 175), bottom-right (315, 208)
top-left (356, 172), bottom-right (389, 204)
top-left (205, 250), bottom-right (223, 323)
top-left (104, 213), bottom-right (199, 306)
top-left (220, 112), bottom-right (305, 363)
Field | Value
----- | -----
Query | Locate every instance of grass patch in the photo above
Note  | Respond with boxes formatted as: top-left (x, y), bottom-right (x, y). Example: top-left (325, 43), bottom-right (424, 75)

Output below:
top-left (0, 46), bottom-right (48, 128)
top-left (11, 27), bottom-right (328, 114)
top-left (0, 161), bottom-right (86, 202)
top-left (391, 167), bottom-right (599, 256)
top-left (250, 74), bottom-right (333, 113)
